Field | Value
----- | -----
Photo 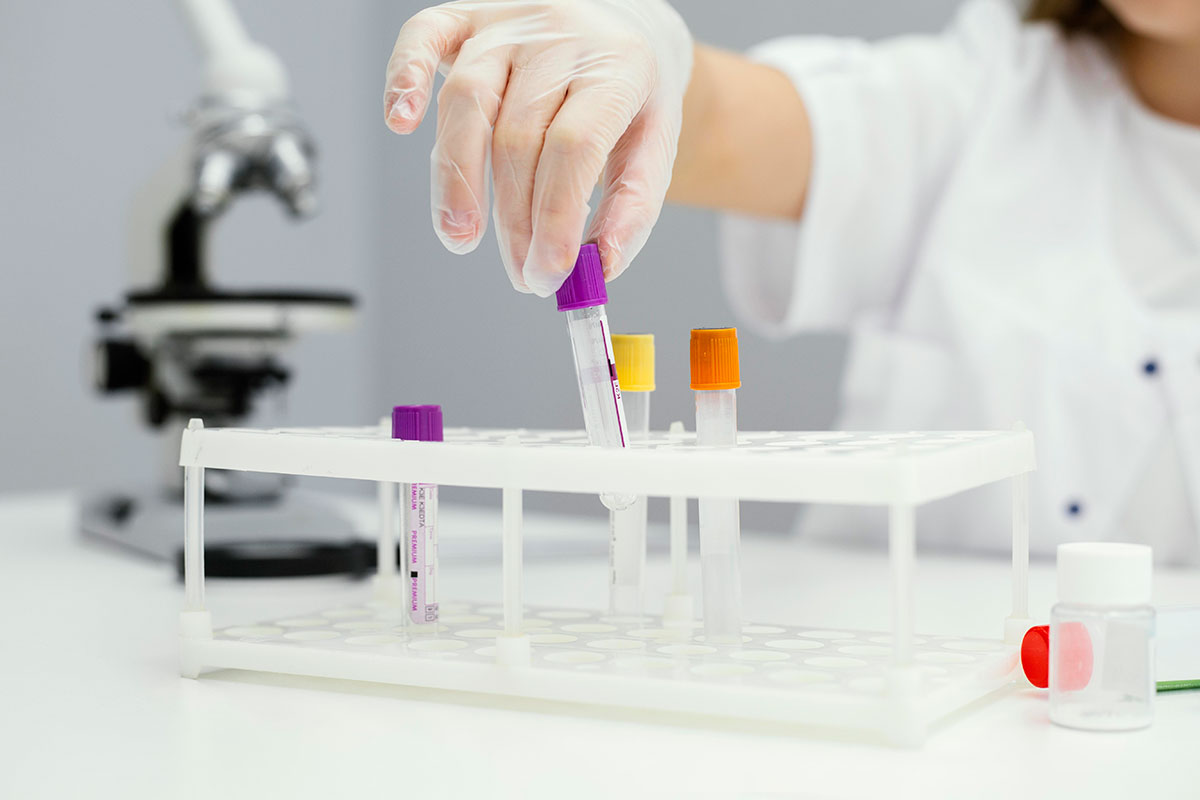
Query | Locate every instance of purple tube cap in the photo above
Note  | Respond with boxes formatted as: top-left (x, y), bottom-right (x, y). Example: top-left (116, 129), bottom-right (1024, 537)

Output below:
top-left (555, 243), bottom-right (608, 311)
top-left (392, 404), bottom-right (444, 442)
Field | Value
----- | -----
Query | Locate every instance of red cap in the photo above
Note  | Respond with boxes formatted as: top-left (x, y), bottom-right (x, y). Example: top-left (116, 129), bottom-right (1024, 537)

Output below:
top-left (1021, 626), bottom-right (1050, 688)
top-left (1020, 623), bottom-right (1093, 691)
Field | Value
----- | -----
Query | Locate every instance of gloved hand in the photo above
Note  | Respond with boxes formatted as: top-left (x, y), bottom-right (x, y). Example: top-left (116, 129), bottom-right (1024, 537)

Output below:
top-left (383, 0), bottom-right (692, 296)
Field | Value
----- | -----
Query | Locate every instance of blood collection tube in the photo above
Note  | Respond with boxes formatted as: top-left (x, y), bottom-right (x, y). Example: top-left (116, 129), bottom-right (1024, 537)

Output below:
top-left (690, 328), bottom-right (743, 643)
top-left (608, 334), bottom-right (655, 615)
top-left (392, 404), bottom-right (443, 628)
top-left (556, 243), bottom-right (634, 512)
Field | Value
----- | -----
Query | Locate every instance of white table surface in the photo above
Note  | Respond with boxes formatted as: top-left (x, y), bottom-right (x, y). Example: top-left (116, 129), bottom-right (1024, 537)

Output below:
top-left (2, 492), bottom-right (1198, 800)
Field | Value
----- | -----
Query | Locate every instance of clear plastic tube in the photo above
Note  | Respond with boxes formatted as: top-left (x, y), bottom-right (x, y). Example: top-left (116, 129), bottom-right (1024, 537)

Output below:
top-left (696, 388), bottom-right (741, 643)
top-left (609, 390), bottom-right (649, 615)
top-left (404, 481), bottom-right (439, 627)
top-left (623, 386), bottom-right (650, 435)
top-left (564, 305), bottom-right (634, 511)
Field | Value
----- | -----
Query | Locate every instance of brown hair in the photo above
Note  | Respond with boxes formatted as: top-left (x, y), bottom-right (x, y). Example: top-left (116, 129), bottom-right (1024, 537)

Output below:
top-left (1025, 0), bottom-right (1120, 35)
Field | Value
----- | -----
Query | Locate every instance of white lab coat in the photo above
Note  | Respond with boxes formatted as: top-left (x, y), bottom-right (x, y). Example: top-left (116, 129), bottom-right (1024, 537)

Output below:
top-left (721, 0), bottom-right (1200, 562)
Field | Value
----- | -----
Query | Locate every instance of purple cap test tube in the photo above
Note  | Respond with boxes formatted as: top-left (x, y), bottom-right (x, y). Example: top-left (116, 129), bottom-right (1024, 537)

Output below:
top-left (392, 404), bottom-right (444, 442)
top-left (390, 404), bottom-right (442, 627)
top-left (555, 245), bottom-right (632, 512)
top-left (555, 243), bottom-right (608, 311)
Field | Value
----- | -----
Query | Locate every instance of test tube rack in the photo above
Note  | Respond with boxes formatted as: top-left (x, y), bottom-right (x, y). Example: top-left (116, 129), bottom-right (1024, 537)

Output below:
top-left (178, 421), bottom-right (1036, 746)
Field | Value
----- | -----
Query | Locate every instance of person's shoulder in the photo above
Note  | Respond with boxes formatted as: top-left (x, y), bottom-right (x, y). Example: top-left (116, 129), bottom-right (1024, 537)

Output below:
top-left (950, 0), bottom-right (1049, 68)
top-left (952, 0), bottom-right (1022, 37)
top-left (950, 0), bottom-right (1118, 106)
top-left (952, 0), bottom-right (1116, 95)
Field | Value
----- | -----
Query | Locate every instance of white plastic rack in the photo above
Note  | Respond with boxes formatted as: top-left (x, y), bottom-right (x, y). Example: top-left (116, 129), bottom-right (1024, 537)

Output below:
top-left (178, 421), bottom-right (1036, 746)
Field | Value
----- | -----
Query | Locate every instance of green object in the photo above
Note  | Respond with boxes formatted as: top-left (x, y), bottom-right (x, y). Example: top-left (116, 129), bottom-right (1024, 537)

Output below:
top-left (1157, 679), bottom-right (1200, 693)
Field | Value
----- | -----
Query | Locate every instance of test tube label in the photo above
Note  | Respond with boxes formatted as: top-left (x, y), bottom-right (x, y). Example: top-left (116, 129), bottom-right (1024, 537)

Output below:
top-left (599, 318), bottom-right (629, 448)
top-left (408, 483), bottom-right (438, 624)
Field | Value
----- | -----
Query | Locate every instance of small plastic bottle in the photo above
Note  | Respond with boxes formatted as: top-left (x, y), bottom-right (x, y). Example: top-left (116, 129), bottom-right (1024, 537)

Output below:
top-left (1049, 542), bottom-right (1155, 731)
top-left (392, 404), bottom-right (443, 629)
top-left (690, 327), bottom-right (742, 644)
top-left (608, 334), bottom-right (655, 616)
top-left (556, 243), bottom-right (634, 512)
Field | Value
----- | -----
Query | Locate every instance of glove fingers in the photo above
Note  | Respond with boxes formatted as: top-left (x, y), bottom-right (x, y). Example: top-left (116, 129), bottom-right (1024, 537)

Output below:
top-left (523, 80), bottom-right (647, 296)
top-left (585, 103), bottom-right (678, 281)
top-left (430, 35), bottom-right (513, 254)
top-left (384, 6), bottom-right (475, 134)
top-left (491, 62), bottom-right (572, 293)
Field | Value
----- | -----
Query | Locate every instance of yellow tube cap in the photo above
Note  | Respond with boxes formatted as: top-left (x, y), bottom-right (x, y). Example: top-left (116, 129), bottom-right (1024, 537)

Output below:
top-left (611, 334), bottom-right (655, 392)
top-left (690, 328), bottom-right (740, 390)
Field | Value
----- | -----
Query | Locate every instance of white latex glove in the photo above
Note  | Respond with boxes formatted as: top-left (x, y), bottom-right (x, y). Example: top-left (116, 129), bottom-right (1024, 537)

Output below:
top-left (383, 0), bottom-right (692, 296)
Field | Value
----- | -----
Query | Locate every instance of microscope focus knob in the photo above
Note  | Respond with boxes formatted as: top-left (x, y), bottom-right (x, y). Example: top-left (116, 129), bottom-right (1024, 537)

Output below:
top-left (94, 339), bottom-right (151, 393)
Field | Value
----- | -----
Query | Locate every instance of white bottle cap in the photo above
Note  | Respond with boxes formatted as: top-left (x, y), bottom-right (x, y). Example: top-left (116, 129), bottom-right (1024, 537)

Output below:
top-left (1056, 543), bottom-right (1153, 607)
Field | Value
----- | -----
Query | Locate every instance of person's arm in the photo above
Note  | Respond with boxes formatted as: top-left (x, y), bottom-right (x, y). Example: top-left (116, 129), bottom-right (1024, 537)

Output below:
top-left (669, 45), bottom-right (813, 221)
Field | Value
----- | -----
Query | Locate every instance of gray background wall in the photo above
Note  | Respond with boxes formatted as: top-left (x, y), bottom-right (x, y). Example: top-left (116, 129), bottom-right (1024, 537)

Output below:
top-left (0, 0), bottom-right (975, 528)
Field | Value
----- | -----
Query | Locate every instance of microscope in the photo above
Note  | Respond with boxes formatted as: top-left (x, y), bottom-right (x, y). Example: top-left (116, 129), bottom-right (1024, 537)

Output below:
top-left (85, 0), bottom-right (368, 574)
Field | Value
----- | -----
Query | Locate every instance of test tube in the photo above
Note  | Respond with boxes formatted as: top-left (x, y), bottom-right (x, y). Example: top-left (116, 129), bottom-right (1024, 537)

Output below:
top-left (691, 328), bottom-right (743, 644)
top-left (556, 243), bottom-right (634, 512)
top-left (608, 334), bottom-right (655, 616)
top-left (392, 404), bottom-right (443, 629)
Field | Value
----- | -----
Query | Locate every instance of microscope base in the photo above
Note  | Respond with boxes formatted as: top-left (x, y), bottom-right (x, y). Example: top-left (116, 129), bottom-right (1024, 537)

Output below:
top-left (81, 487), bottom-right (372, 571)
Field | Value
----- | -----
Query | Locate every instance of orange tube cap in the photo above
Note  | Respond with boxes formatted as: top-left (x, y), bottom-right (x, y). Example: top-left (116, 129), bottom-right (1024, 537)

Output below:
top-left (690, 327), bottom-right (740, 390)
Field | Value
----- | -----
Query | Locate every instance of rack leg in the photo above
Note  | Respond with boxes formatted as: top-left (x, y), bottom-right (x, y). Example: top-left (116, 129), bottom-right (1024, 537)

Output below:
top-left (1004, 473), bottom-right (1034, 643)
top-left (502, 486), bottom-right (523, 635)
top-left (373, 416), bottom-right (402, 604)
top-left (183, 464), bottom-right (206, 613)
top-left (373, 480), bottom-right (402, 603)
top-left (886, 503), bottom-right (924, 746)
top-left (669, 496), bottom-right (688, 593)
top-left (662, 423), bottom-right (695, 627)
top-left (180, 425), bottom-right (212, 677)
top-left (888, 504), bottom-right (916, 668)
top-left (663, 493), bottom-right (694, 627)
top-left (496, 484), bottom-right (530, 666)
